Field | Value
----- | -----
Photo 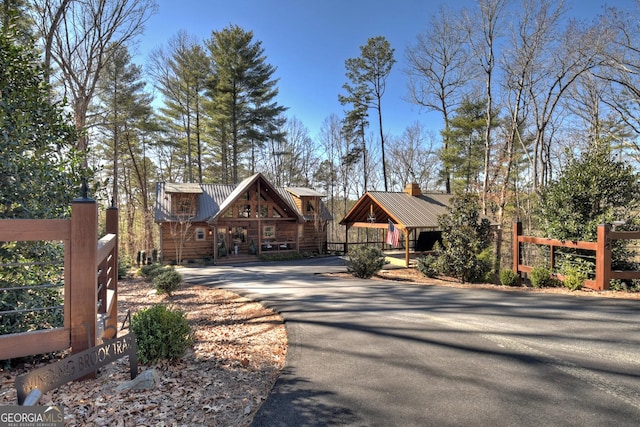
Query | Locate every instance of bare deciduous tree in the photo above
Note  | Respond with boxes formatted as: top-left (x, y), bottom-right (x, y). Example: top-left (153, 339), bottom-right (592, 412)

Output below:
top-left (405, 5), bottom-right (472, 194)
top-left (388, 122), bottom-right (440, 192)
top-left (34, 0), bottom-right (157, 159)
top-left (463, 0), bottom-right (506, 213)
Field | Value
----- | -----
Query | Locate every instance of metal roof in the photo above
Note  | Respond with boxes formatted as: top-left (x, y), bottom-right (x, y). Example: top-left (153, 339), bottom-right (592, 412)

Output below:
top-left (155, 174), bottom-right (329, 224)
top-left (285, 187), bottom-right (325, 197)
top-left (164, 183), bottom-right (203, 194)
top-left (278, 189), bottom-right (333, 222)
top-left (155, 182), bottom-right (234, 222)
top-left (340, 191), bottom-right (453, 230)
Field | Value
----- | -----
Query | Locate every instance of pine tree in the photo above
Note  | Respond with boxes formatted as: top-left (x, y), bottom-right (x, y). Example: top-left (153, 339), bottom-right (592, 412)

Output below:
top-left (94, 44), bottom-right (155, 256)
top-left (439, 98), bottom-right (487, 193)
top-left (206, 25), bottom-right (286, 184)
top-left (341, 36), bottom-right (395, 191)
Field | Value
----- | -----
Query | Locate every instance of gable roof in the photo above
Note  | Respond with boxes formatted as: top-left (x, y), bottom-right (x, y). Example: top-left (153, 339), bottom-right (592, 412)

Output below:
top-left (155, 182), bottom-right (235, 222)
top-left (278, 188), bottom-right (333, 222)
top-left (285, 187), bottom-right (324, 197)
top-left (208, 173), bottom-right (304, 224)
top-left (164, 183), bottom-right (203, 194)
top-left (340, 191), bottom-right (453, 230)
top-left (155, 173), bottom-right (326, 224)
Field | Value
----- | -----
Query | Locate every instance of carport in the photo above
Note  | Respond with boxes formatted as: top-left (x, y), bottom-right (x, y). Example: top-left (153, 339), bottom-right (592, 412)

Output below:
top-left (339, 183), bottom-right (453, 267)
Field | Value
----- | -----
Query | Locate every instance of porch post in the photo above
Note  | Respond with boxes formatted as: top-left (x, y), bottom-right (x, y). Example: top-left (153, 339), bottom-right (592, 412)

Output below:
top-left (344, 224), bottom-right (350, 254)
top-left (405, 228), bottom-right (410, 267)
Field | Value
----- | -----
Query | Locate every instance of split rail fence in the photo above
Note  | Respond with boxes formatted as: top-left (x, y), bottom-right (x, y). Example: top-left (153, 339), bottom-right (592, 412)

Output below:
top-left (512, 221), bottom-right (640, 290)
top-left (0, 195), bottom-right (118, 361)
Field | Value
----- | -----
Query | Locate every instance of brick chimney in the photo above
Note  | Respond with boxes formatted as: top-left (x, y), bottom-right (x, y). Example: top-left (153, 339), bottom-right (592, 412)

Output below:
top-left (404, 183), bottom-right (422, 196)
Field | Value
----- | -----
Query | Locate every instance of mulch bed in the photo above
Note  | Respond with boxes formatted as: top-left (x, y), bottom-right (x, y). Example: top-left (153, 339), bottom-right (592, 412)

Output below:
top-left (0, 278), bottom-right (287, 427)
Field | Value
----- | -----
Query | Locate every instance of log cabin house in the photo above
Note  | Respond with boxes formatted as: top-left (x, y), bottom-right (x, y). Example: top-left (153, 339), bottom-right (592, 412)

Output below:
top-left (154, 173), bottom-right (331, 264)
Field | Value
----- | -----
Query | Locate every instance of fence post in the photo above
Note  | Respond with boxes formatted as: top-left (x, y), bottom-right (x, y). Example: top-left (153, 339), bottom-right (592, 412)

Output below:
top-left (105, 202), bottom-right (118, 339)
top-left (513, 221), bottom-right (522, 276)
top-left (595, 224), bottom-right (611, 291)
top-left (69, 188), bottom-right (98, 368)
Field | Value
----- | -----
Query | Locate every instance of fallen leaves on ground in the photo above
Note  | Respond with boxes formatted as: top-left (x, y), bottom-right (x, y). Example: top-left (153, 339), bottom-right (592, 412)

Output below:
top-left (0, 278), bottom-right (287, 427)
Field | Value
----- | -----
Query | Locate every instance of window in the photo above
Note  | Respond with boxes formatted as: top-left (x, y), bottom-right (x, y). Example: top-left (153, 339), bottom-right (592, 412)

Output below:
top-left (272, 207), bottom-right (283, 218)
top-left (263, 225), bottom-right (275, 239)
top-left (238, 204), bottom-right (251, 218)
top-left (306, 200), bottom-right (315, 212)
top-left (173, 194), bottom-right (196, 216)
top-left (232, 226), bottom-right (247, 242)
top-left (259, 205), bottom-right (268, 218)
top-left (195, 227), bottom-right (205, 241)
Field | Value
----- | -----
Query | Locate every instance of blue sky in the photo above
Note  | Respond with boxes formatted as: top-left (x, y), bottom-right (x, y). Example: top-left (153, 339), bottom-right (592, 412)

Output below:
top-left (137, 0), bottom-right (637, 141)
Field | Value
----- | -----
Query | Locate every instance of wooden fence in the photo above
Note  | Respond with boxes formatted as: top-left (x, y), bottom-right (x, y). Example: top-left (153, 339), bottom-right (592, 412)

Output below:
top-left (0, 195), bottom-right (118, 361)
top-left (512, 221), bottom-right (640, 290)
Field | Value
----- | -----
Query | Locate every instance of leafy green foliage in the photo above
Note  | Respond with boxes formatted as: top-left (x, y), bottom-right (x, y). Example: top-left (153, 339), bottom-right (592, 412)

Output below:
top-left (537, 148), bottom-right (640, 242)
top-left (499, 269), bottom-right (519, 287)
top-left (0, 29), bottom-right (85, 336)
top-left (536, 147), bottom-right (640, 290)
top-left (609, 279), bottom-right (640, 292)
top-left (0, 32), bottom-right (83, 219)
top-left (434, 193), bottom-right (493, 283)
top-left (557, 256), bottom-right (591, 291)
top-left (131, 305), bottom-right (193, 365)
top-left (259, 252), bottom-right (308, 262)
top-left (0, 242), bottom-right (64, 334)
top-left (529, 266), bottom-right (560, 288)
top-left (139, 263), bottom-right (169, 280)
top-left (153, 269), bottom-right (182, 296)
top-left (345, 246), bottom-right (386, 279)
top-left (416, 254), bottom-right (439, 278)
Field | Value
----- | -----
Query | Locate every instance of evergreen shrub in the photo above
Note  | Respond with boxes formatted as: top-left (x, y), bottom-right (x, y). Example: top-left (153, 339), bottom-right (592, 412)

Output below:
top-left (131, 304), bottom-right (193, 365)
top-left (417, 255), bottom-right (439, 278)
top-left (140, 263), bottom-right (168, 280)
top-left (345, 246), bottom-right (386, 279)
top-left (153, 269), bottom-right (182, 296)
top-left (499, 269), bottom-right (519, 287)
top-left (529, 266), bottom-right (559, 288)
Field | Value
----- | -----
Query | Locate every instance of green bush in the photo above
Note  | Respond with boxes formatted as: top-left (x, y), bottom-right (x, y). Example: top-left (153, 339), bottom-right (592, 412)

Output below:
top-left (435, 193), bottom-right (493, 283)
top-left (345, 246), bottom-right (386, 279)
top-left (562, 270), bottom-right (585, 291)
top-left (529, 266), bottom-right (559, 288)
top-left (153, 269), bottom-right (182, 296)
top-left (259, 252), bottom-right (307, 262)
top-left (499, 269), bottom-right (519, 287)
top-left (131, 305), bottom-right (193, 365)
top-left (140, 263), bottom-right (168, 280)
top-left (558, 259), bottom-right (590, 291)
top-left (416, 255), bottom-right (438, 278)
top-left (118, 254), bottom-right (133, 279)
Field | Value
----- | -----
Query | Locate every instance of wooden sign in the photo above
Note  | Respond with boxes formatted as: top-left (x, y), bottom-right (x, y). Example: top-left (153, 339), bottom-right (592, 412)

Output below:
top-left (15, 333), bottom-right (137, 405)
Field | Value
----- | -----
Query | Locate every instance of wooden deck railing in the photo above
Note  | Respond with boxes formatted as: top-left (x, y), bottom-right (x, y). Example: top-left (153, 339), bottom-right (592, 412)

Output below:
top-left (0, 196), bottom-right (118, 360)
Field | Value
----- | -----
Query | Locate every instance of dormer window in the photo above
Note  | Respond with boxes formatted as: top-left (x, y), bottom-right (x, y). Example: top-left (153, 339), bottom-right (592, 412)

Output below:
top-left (172, 194), bottom-right (196, 217)
top-left (306, 200), bottom-right (315, 212)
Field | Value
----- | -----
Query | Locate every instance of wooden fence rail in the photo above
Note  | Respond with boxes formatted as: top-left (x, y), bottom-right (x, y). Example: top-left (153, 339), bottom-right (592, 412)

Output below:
top-left (0, 196), bottom-right (118, 360)
top-left (513, 221), bottom-right (640, 290)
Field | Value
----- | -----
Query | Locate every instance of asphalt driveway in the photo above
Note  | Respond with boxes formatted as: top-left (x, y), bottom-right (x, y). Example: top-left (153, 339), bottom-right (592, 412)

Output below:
top-left (182, 257), bottom-right (640, 427)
